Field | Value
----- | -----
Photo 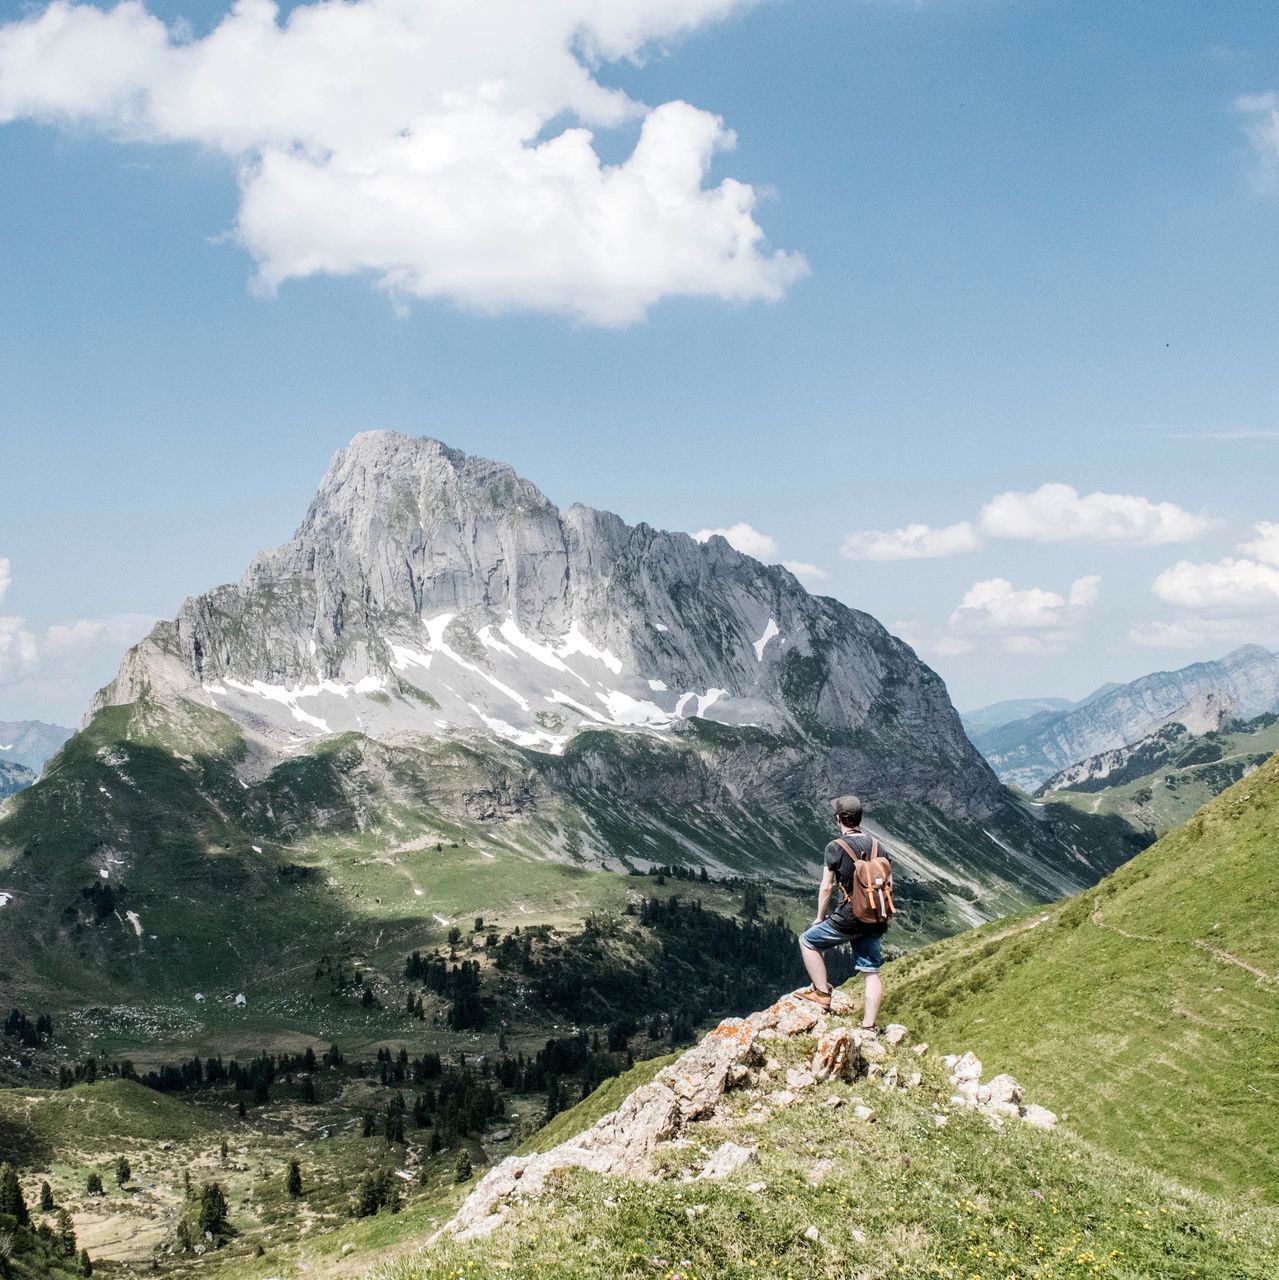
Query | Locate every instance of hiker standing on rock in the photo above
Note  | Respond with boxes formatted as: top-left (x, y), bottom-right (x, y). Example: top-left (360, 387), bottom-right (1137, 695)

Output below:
top-left (796, 794), bottom-right (895, 1027)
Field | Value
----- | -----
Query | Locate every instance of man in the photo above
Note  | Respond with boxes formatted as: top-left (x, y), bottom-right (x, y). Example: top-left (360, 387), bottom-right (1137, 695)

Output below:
top-left (795, 794), bottom-right (891, 1026)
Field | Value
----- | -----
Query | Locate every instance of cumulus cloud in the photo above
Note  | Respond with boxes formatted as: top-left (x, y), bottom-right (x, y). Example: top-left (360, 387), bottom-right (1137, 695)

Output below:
top-left (1152, 557), bottom-right (1279, 609)
top-left (840, 521), bottom-right (980, 562)
top-left (1151, 521), bottom-right (1279, 610)
top-left (0, 614), bottom-right (39, 683)
top-left (0, 0), bottom-right (806, 325)
top-left (978, 483), bottom-right (1213, 545)
top-left (950, 579), bottom-right (1067, 630)
top-left (1240, 521), bottom-right (1279, 565)
top-left (0, 559), bottom-right (158, 719)
top-left (949, 574), bottom-right (1100, 633)
top-left (0, 556), bottom-right (10, 603)
top-left (692, 523), bottom-right (831, 585)
top-left (693, 522), bottom-right (778, 560)
top-left (1068, 574), bottom-right (1101, 608)
top-left (781, 560), bottom-right (829, 584)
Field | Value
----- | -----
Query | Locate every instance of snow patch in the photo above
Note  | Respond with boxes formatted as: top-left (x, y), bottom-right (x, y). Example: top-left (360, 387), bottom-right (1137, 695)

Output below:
top-left (223, 678), bottom-right (333, 732)
top-left (423, 613), bottom-right (530, 710)
top-left (753, 618), bottom-right (779, 661)
top-left (390, 644), bottom-right (433, 672)
top-left (594, 690), bottom-right (671, 727)
top-left (654, 624), bottom-right (669, 633)
top-left (99, 868), bottom-right (110, 879)
top-left (647, 678), bottom-right (669, 692)
top-left (500, 616), bottom-right (586, 685)
top-left (556, 622), bottom-right (623, 674)
top-left (0, 892), bottom-right (12, 908)
top-left (476, 625), bottom-right (517, 658)
top-left (433, 913), bottom-right (450, 925)
top-left (480, 851), bottom-right (497, 860)
top-left (413, 887), bottom-right (424, 897)
top-left (0, 744), bottom-right (13, 752)
top-left (696, 688), bottom-right (727, 717)
top-left (251, 845), bottom-right (263, 854)
top-left (467, 704), bottom-right (567, 753)
top-left (125, 910), bottom-right (143, 937)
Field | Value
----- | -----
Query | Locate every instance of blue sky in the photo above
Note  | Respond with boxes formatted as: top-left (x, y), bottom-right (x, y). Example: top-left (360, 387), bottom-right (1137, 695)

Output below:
top-left (2, 0), bottom-right (1278, 724)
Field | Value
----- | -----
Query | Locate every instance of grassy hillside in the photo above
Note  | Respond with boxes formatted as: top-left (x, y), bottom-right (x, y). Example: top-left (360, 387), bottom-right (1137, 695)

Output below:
top-left (386, 1020), bottom-right (1278, 1280)
top-left (889, 749), bottom-right (1279, 1205)
top-left (1042, 712), bottom-right (1279, 835)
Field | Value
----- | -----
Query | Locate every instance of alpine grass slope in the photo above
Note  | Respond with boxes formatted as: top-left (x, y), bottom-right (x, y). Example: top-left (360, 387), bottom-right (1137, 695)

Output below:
top-left (0, 432), bottom-right (1140, 1009)
top-left (890, 748), bottom-right (1279, 1206)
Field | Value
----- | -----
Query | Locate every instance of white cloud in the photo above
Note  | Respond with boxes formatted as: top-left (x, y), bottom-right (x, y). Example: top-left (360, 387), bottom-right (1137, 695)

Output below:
top-left (0, 0), bottom-right (806, 325)
top-left (949, 574), bottom-right (1100, 634)
top-left (950, 579), bottom-right (1067, 630)
top-left (978, 483), bottom-right (1213, 545)
top-left (1151, 521), bottom-right (1279, 611)
top-left (0, 615), bottom-right (39, 682)
top-left (931, 636), bottom-right (975, 657)
top-left (1152, 557), bottom-right (1279, 609)
top-left (1126, 618), bottom-right (1248, 651)
top-left (0, 556), bottom-right (10, 603)
top-left (693, 522), bottom-right (778, 560)
top-left (1240, 520), bottom-right (1279, 566)
top-left (1068, 574), bottom-right (1101, 608)
top-left (781, 560), bottom-right (829, 584)
top-left (840, 521), bottom-right (980, 561)
top-left (0, 566), bottom-right (158, 720)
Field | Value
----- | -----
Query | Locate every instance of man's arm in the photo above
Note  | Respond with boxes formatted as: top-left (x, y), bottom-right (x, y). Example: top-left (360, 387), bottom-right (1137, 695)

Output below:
top-left (814, 867), bottom-right (836, 925)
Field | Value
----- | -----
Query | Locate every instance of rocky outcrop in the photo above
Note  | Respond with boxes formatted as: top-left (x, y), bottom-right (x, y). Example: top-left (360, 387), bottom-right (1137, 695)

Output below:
top-left (438, 989), bottom-right (1058, 1243)
top-left (974, 647), bottom-right (1279, 791)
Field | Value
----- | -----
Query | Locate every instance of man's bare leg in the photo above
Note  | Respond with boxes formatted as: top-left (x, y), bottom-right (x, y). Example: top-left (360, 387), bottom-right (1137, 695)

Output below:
top-left (862, 972), bottom-right (883, 1027)
top-left (799, 940), bottom-right (830, 994)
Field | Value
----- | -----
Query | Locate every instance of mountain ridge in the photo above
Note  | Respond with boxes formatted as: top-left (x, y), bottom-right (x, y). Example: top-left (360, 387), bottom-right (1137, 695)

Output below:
top-left (972, 645), bottom-right (1279, 790)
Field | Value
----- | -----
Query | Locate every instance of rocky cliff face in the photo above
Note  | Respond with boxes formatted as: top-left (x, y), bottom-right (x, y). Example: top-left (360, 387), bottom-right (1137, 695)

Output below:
top-left (97, 432), bottom-right (980, 806)
top-left (973, 647), bottom-right (1279, 791)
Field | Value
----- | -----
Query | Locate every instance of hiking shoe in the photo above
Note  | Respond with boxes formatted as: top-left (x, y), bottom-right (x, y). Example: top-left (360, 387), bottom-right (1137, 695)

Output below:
top-left (858, 1024), bottom-right (881, 1036)
top-left (794, 986), bottom-right (832, 1009)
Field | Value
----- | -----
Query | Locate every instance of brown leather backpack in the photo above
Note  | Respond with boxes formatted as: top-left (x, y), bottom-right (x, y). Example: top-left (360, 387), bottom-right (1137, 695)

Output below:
top-left (834, 835), bottom-right (896, 927)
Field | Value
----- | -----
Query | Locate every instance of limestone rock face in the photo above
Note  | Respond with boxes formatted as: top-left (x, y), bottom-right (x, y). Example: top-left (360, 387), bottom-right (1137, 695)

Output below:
top-left (83, 430), bottom-right (1134, 912)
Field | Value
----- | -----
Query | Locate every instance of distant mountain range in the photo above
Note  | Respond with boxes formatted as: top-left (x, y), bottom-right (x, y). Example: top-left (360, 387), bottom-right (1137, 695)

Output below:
top-left (968, 646), bottom-right (1279, 791)
top-left (0, 719), bottom-right (72, 774)
top-left (0, 432), bottom-right (1139, 1008)
top-left (959, 684), bottom-right (1118, 739)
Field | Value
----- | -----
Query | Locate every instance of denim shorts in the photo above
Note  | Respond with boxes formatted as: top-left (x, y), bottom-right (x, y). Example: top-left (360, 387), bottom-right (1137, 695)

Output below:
top-left (800, 918), bottom-right (883, 973)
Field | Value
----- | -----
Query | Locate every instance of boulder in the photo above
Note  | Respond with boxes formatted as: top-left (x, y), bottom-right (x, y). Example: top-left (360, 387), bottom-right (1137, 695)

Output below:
top-left (811, 1027), bottom-right (863, 1083)
top-left (884, 1024), bottom-right (908, 1045)
top-left (949, 1051), bottom-right (982, 1083)
top-left (1021, 1104), bottom-right (1058, 1130)
top-left (985, 1074), bottom-right (1022, 1107)
top-left (697, 1141), bottom-right (756, 1181)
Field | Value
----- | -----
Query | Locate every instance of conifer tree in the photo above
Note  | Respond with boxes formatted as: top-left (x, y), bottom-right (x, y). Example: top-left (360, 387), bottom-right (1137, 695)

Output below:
top-left (39, 1179), bottom-right (54, 1211)
top-left (85, 1172), bottom-right (103, 1196)
top-left (0, 1162), bottom-right (29, 1225)
top-left (220, 1137), bottom-right (229, 1164)
top-left (57, 1207), bottom-right (77, 1257)
top-left (300, 1074), bottom-right (316, 1103)
top-left (454, 1149), bottom-right (472, 1183)
top-left (286, 1160), bottom-right (302, 1199)
top-left (115, 1156), bottom-right (131, 1187)
top-left (79, 1248), bottom-right (93, 1276)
